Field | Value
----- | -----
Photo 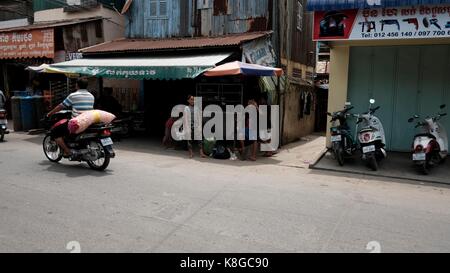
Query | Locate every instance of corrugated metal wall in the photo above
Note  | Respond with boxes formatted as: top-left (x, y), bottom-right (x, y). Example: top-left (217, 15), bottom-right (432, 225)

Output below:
top-left (126, 0), bottom-right (272, 38)
top-left (347, 45), bottom-right (450, 152)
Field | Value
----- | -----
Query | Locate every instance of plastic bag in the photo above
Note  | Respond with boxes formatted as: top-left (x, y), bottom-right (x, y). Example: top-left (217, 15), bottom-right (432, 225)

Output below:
top-left (68, 110), bottom-right (116, 134)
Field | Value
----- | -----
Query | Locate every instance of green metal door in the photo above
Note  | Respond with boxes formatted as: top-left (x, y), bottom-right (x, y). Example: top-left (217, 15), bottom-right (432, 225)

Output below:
top-left (347, 45), bottom-right (450, 152)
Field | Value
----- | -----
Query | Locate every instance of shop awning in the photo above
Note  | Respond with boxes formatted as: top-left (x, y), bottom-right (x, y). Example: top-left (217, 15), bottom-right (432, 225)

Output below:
top-left (307, 0), bottom-right (447, 11)
top-left (49, 53), bottom-right (233, 80)
top-left (203, 61), bottom-right (283, 77)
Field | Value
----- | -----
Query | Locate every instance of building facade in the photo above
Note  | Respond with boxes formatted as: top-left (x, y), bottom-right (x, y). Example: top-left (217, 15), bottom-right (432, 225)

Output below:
top-left (308, 0), bottom-right (450, 152)
top-left (100, 0), bottom-right (317, 144)
top-left (0, 0), bottom-right (126, 130)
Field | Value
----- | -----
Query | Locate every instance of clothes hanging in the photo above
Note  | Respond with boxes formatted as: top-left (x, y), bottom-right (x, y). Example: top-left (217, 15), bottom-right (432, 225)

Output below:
top-left (299, 91), bottom-right (305, 119)
top-left (304, 91), bottom-right (312, 116)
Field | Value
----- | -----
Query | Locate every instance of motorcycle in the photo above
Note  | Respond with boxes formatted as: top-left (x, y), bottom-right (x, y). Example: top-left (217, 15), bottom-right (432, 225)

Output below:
top-left (408, 104), bottom-right (448, 174)
top-left (42, 111), bottom-right (116, 171)
top-left (0, 109), bottom-right (9, 142)
top-left (327, 104), bottom-right (357, 166)
top-left (355, 99), bottom-right (387, 171)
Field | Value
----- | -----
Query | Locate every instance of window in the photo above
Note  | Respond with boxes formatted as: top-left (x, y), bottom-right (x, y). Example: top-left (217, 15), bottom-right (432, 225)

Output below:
top-left (296, 1), bottom-right (303, 31)
top-left (95, 20), bottom-right (103, 38)
top-left (80, 24), bottom-right (88, 43)
top-left (149, 0), bottom-right (168, 18)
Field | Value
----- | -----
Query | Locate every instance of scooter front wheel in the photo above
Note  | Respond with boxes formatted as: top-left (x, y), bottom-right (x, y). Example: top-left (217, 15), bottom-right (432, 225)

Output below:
top-left (368, 156), bottom-right (378, 171)
top-left (420, 162), bottom-right (430, 175)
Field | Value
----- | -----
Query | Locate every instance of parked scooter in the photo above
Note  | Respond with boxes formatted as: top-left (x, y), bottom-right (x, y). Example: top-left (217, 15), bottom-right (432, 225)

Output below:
top-left (42, 111), bottom-right (116, 171)
top-left (408, 104), bottom-right (448, 174)
top-left (355, 99), bottom-right (387, 171)
top-left (327, 104), bottom-right (357, 166)
top-left (0, 109), bottom-right (9, 142)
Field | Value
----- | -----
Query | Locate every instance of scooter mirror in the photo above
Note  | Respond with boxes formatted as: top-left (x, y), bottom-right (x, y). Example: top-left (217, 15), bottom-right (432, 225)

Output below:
top-left (369, 99), bottom-right (375, 104)
top-left (440, 104), bottom-right (446, 109)
top-left (414, 115), bottom-right (419, 119)
top-left (408, 118), bottom-right (414, 123)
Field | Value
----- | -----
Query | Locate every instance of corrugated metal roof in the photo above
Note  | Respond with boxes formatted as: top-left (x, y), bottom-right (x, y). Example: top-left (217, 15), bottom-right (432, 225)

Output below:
top-left (0, 17), bottom-right (103, 32)
top-left (80, 31), bottom-right (273, 54)
top-left (307, 0), bottom-right (449, 11)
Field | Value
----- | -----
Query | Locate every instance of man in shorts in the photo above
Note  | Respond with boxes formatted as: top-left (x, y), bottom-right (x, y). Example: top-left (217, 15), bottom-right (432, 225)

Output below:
top-left (46, 78), bottom-right (95, 158)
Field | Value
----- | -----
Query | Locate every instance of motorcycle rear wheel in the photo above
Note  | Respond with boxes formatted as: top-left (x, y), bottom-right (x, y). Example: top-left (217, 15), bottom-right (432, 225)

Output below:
top-left (86, 141), bottom-right (110, 171)
top-left (43, 135), bottom-right (63, 162)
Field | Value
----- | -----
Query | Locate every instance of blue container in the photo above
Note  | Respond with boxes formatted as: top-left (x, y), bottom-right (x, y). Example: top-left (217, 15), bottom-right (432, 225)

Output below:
top-left (13, 91), bottom-right (32, 97)
top-left (20, 96), bottom-right (36, 131)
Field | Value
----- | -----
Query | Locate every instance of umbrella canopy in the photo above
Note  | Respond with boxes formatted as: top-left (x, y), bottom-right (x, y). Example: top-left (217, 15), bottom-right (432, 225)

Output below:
top-left (26, 63), bottom-right (79, 76)
top-left (203, 61), bottom-right (283, 77)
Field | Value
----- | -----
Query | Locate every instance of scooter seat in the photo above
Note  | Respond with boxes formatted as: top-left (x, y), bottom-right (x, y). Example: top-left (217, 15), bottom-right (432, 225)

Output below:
top-left (415, 133), bottom-right (436, 139)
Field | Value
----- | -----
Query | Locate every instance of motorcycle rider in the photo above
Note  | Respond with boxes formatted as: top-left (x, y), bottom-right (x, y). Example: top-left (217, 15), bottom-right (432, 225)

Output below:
top-left (46, 77), bottom-right (95, 158)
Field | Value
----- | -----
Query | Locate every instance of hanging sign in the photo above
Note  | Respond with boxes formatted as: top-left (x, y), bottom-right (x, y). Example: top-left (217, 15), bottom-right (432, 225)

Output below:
top-left (0, 28), bottom-right (54, 59)
top-left (313, 4), bottom-right (450, 41)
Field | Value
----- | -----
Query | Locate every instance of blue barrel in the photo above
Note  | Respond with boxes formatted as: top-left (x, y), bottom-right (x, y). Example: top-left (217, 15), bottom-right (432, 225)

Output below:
top-left (20, 96), bottom-right (36, 131)
top-left (11, 96), bottom-right (22, 132)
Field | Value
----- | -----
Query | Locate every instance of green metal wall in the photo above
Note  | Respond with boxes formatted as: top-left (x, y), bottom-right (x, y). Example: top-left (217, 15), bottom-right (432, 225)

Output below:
top-left (347, 45), bottom-right (450, 152)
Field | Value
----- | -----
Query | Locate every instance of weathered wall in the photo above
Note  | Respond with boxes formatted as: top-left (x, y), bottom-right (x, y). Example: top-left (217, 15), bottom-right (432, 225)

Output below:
top-left (34, 5), bottom-right (125, 42)
top-left (278, 0), bottom-right (317, 144)
top-left (0, 0), bottom-right (33, 23)
top-left (62, 21), bottom-right (105, 53)
top-left (126, 0), bottom-right (272, 38)
top-left (283, 83), bottom-right (315, 143)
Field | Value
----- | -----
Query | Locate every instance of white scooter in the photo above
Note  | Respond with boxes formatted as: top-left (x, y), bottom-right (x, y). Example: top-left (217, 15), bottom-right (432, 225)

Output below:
top-left (0, 109), bottom-right (9, 142)
top-left (408, 104), bottom-right (448, 174)
top-left (355, 99), bottom-right (387, 171)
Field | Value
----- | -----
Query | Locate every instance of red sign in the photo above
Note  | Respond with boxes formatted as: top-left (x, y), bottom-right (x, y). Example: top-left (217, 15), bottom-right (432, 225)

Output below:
top-left (313, 9), bottom-right (358, 41)
top-left (0, 28), bottom-right (54, 59)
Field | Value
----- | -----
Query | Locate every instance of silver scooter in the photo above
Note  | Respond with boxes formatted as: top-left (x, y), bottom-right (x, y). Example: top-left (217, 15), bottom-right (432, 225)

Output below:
top-left (408, 104), bottom-right (448, 174)
top-left (355, 99), bottom-right (387, 171)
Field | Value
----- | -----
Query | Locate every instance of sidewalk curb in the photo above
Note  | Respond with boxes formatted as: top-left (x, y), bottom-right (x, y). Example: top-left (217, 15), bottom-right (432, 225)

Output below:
top-left (308, 148), bottom-right (328, 169)
top-left (309, 153), bottom-right (450, 187)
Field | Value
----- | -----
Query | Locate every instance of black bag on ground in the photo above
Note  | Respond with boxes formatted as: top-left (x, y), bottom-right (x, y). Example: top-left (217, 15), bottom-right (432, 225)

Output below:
top-left (211, 143), bottom-right (230, 160)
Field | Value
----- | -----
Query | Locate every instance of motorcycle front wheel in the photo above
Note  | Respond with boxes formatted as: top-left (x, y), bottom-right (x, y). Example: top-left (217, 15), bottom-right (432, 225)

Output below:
top-left (86, 140), bottom-right (110, 171)
top-left (336, 147), bottom-right (345, 166)
top-left (332, 143), bottom-right (345, 166)
top-left (43, 135), bottom-right (63, 162)
top-left (420, 162), bottom-right (430, 175)
top-left (368, 155), bottom-right (378, 171)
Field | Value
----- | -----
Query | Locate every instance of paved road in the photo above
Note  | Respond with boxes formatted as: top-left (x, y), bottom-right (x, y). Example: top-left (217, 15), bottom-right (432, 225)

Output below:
top-left (1, 132), bottom-right (450, 253)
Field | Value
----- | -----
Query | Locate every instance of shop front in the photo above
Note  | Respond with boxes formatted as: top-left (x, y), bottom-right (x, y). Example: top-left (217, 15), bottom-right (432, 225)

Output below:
top-left (0, 18), bottom-right (110, 130)
top-left (48, 32), bottom-right (279, 139)
top-left (309, 0), bottom-right (450, 152)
